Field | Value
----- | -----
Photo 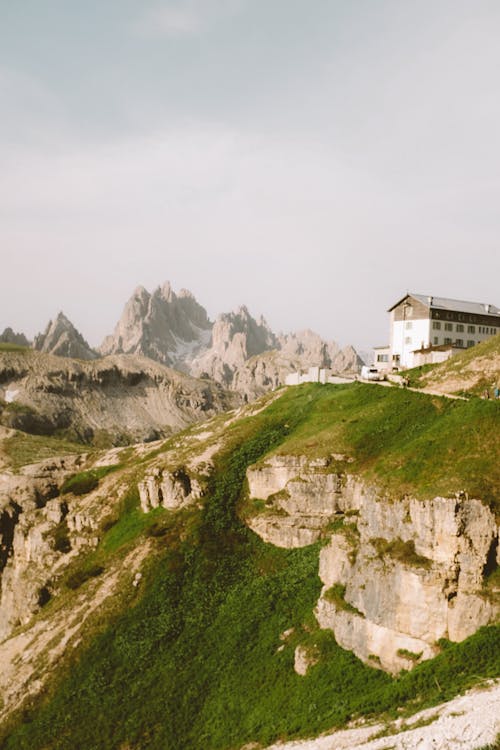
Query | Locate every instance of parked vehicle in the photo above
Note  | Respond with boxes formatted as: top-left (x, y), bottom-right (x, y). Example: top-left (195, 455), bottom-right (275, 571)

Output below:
top-left (360, 366), bottom-right (386, 381)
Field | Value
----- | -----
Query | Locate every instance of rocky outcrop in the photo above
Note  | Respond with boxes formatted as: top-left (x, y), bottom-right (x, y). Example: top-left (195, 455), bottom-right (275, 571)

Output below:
top-left (34, 312), bottom-right (98, 360)
top-left (99, 283), bottom-right (212, 369)
top-left (190, 306), bottom-right (278, 387)
top-left (138, 466), bottom-right (203, 511)
top-left (0, 454), bottom-right (95, 640)
top-left (246, 455), bottom-right (357, 547)
top-left (246, 455), bottom-right (500, 673)
top-left (0, 350), bottom-right (238, 444)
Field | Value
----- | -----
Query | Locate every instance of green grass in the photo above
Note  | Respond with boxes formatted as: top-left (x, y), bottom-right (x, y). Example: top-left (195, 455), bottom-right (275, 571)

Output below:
top-left (268, 383), bottom-right (500, 513)
top-left (60, 465), bottom-right (119, 496)
top-left (371, 538), bottom-right (432, 569)
top-left (1, 385), bottom-right (499, 750)
top-left (323, 584), bottom-right (362, 615)
top-left (2, 431), bottom-right (86, 469)
top-left (0, 343), bottom-right (29, 353)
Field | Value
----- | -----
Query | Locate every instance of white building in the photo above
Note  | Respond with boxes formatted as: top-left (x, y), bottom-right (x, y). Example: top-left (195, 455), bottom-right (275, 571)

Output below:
top-left (374, 293), bottom-right (500, 371)
top-left (285, 366), bottom-right (328, 386)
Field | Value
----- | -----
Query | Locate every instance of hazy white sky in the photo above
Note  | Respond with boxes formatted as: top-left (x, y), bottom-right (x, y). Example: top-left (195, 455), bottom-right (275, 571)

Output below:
top-left (1, 0), bottom-right (499, 351)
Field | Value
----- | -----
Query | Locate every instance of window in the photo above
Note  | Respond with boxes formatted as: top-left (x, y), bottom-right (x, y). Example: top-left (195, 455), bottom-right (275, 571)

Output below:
top-left (377, 354), bottom-right (389, 363)
top-left (467, 325), bottom-right (475, 333)
top-left (404, 336), bottom-right (412, 344)
top-left (456, 324), bottom-right (464, 332)
top-left (405, 321), bottom-right (412, 330)
top-left (444, 337), bottom-right (452, 345)
top-left (467, 340), bottom-right (475, 347)
top-left (445, 322), bottom-right (453, 331)
top-left (455, 339), bottom-right (464, 347)
top-left (433, 321), bottom-right (441, 330)
top-left (433, 336), bottom-right (439, 345)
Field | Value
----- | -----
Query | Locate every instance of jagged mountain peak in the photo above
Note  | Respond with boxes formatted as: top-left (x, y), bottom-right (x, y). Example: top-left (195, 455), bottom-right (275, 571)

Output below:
top-left (0, 327), bottom-right (30, 347)
top-left (99, 281), bottom-right (212, 368)
top-left (33, 312), bottom-right (97, 360)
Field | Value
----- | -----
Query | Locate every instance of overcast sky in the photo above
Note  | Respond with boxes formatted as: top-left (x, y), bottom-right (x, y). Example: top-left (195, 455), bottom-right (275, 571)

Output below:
top-left (1, 0), bottom-right (499, 351)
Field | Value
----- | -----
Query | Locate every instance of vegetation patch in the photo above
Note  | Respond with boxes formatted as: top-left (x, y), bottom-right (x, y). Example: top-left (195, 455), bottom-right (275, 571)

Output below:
top-left (65, 564), bottom-right (105, 590)
top-left (0, 343), bottom-right (30, 353)
top-left (323, 584), bottom-right (363, 616)
top-left (371, 537), bottom-right (432, 569)
top-left (61, 465), bottom-right (118, 496)
top-left (397, 648), bottom-right (423, 662)
top-left (3, 432), bottom-right (85, 469)
top-left (49, 519), bottom-right (71, 553)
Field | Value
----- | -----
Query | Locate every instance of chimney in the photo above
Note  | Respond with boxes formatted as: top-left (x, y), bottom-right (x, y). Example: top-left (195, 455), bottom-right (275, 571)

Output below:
top-left (427, 296), bottom-right (433, 306)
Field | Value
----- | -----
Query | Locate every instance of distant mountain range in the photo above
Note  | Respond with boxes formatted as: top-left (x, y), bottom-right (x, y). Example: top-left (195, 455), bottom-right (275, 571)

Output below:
top-left (1, 282), bottom-right (363, 397)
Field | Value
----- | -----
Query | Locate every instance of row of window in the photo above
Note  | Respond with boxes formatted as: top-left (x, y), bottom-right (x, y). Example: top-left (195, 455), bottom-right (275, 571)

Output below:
top-left (432, 337), bottom-right (475, 348)
top-left (431, 321), bottom-right (497, 334)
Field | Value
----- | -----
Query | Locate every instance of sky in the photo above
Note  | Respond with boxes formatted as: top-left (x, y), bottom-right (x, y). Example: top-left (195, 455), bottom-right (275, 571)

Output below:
top-left (1, 0), bottom-right (499, 352)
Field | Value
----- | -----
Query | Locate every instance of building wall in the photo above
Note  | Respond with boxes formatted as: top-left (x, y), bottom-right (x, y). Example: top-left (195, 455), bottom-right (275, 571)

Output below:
top-left (392, 318), bottom-right (431, 368)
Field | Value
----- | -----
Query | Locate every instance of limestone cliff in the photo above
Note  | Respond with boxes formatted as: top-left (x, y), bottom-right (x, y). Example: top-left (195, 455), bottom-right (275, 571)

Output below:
top-left (246, 455), bottom-right (499, 673)
top-left (0, 453), bottom-right (97, 640)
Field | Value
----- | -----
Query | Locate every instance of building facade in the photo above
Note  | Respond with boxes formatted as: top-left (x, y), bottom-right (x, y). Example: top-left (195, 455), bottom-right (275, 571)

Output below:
top-left (375, 293), bottom-right (500, 370)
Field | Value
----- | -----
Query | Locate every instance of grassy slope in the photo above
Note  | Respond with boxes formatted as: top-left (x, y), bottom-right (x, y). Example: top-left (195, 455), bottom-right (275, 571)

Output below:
top-left (271, 383), bottom-right (500, 511)
top-left (2, 431), bottom-right (86, 469)
top-left (1, 384), bottom-right (499, 750)
top-left (407, 333), bottom-right (500, 395)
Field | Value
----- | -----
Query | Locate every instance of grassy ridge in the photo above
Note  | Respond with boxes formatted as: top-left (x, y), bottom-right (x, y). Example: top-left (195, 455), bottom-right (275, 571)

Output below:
top-left (1, 384), bottom-right (499, 749)
top-left (272, 383), bottom-right (500, 511)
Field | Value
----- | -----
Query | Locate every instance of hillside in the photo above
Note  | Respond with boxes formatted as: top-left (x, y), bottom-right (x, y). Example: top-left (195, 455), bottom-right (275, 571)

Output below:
top-left (0, 349), bottom-right (238, 447)
top-left (0, 382), bottom-right (498, 749)
top-left (408, 334), bottom-right (500, 397)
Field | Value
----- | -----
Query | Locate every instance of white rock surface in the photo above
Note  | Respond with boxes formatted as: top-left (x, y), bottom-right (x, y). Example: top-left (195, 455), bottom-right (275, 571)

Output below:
top-left (245, 455), bottom-right (499, 673)
top-left (264, 680), bottom-right (500, 750)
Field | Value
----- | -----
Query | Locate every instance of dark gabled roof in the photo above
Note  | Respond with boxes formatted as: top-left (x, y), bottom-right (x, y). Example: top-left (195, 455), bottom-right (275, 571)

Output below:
top-left (388, 293), bottom-right (500, 317)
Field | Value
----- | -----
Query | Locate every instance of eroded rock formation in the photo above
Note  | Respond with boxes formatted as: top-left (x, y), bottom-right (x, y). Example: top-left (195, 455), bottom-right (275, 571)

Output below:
top-left (246, 455), bottom-right (500, 673)
top-left (138, 467), bottom-right (203, 511)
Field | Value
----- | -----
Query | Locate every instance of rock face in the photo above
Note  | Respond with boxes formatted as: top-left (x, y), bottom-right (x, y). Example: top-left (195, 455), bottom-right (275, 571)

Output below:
top-left (138, 467), bottom-right (203, 512)
top-left (0, 454), bottom-right (96, 640)
top-left (246, 455), bottom-right (344, 547)
top-left (0, 350), bottom-right (238, 444)
top-left (34, 312), bottom-right (98, 360)
top-left (0, 328), bottom-right (30, 347)
top-left (100, 283), bottom-right (212, 369)
top-left (190, 306), bottom-right (278, 387)
top-left (246, 455), bottom-right (500, 673)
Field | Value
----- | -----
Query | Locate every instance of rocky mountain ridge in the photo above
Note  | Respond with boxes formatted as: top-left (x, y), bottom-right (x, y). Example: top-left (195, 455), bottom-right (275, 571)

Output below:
top-left (101, 282), bottom-right (363, 394)
top-left (0, 349), bottom-right (238, 445)
top-left (3, 281), bottom-right (363, 396)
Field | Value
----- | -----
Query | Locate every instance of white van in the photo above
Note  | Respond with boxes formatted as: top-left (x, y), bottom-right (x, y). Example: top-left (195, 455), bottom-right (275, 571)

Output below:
top-left (360, 366), bottom-right (385, 381)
